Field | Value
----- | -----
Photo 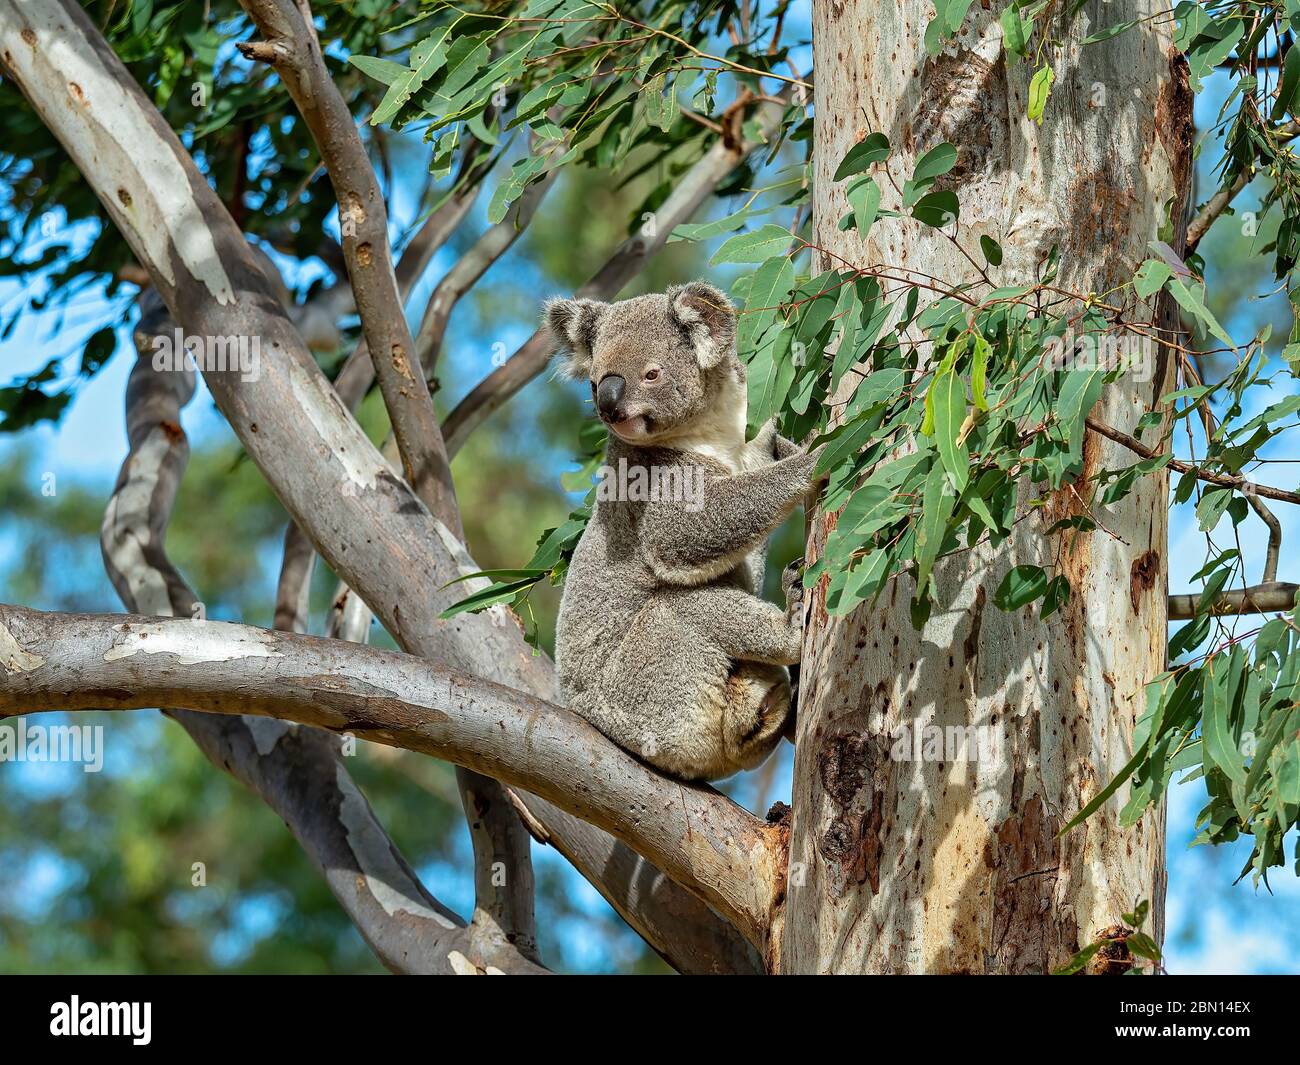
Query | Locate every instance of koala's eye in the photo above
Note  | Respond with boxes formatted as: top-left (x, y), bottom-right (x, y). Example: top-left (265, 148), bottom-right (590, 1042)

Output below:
top-left (643, 366), bottom-right (661, 383)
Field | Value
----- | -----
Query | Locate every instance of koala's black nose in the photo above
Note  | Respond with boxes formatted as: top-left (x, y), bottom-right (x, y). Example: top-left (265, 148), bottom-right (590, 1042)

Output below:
top-left (596, 374), bottom-right (626, 418)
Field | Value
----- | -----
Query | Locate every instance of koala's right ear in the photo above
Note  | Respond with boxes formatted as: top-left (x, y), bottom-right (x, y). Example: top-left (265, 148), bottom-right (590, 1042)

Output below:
top-left (668, 280), bottom-right (736, 369)
top-left (544, 297), bottom-right (606, 380)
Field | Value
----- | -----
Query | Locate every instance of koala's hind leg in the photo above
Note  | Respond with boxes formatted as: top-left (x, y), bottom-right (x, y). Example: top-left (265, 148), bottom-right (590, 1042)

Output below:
top-left (721, 661), bottom-right (792, 772)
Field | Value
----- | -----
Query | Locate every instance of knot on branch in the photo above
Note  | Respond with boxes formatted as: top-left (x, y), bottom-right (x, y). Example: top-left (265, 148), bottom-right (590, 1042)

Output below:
top-left (236, 39), bottom-right (292, 65)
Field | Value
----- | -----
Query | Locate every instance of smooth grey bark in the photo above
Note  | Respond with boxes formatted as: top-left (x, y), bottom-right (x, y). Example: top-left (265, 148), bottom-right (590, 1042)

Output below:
top-left (0, 0), bottom-right (766, 972)
top-left (237, 0), bottom-right (541, 964)
top-left (272, 165), bottom-right (492, 653)
top-left (235, 0), bottom-right (453, 517)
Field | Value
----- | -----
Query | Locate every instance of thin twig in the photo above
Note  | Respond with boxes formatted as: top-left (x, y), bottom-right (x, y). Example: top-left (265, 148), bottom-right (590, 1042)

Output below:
top-left (1186, 119), bottom-right (1300, 249)
top-left (1085, 417), bottom-right (1300, 506)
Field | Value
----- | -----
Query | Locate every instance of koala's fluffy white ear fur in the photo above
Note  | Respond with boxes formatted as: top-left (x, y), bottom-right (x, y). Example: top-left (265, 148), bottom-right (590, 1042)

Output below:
top-left (544, 297), bottom-right (606, 380)
top-left (668, 281), bottom-right (736, 369)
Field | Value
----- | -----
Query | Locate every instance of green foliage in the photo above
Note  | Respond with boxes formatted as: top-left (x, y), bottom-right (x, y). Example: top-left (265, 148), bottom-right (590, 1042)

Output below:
top-left (1060, 596), bottom-right (1300, 888)
top-left (354, 0), bottom-right (804, 234)
top-left (4, 0), bottom-right (1300, 969)
top-left (0, 0), bottom-right (412, 430)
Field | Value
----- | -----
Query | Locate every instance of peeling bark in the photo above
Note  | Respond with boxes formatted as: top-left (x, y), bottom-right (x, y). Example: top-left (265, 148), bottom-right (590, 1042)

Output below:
top-left (781, 1), bottom-right (1189, 973)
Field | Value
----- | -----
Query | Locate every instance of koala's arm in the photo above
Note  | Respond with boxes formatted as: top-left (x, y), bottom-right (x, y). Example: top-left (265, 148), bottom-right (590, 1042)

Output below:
top-left (752, 419), bottom-right (802, 462)
top-left (642, 450), bottom-right (819, 585)
top-left (702, 585), bottom-right (803, 665)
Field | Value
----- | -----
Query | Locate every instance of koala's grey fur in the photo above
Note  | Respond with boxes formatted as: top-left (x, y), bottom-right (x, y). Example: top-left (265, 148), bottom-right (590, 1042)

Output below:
top-left (546, 281), bottom-right (821, 782)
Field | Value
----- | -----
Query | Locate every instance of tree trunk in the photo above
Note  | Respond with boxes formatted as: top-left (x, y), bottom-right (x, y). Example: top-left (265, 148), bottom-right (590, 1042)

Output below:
top-left (780, 1), bottom-right (1191, 973)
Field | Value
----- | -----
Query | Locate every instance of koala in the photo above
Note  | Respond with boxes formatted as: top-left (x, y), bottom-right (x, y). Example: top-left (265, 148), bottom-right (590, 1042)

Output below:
top-left (546, 280), bottom-right (822, 782)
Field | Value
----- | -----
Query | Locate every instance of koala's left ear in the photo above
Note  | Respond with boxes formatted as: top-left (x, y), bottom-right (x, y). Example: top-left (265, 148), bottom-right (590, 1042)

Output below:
top-left (668, 280), bottom-right (736, 369)
top-left (544, 296), bottom-right (606, 380)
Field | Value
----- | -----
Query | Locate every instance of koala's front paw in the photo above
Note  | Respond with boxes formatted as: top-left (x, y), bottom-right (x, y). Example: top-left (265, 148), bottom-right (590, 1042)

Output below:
top-left (802, 444), bottom-right (830, 490)
top-left (782, 558), bottom-right (805, 620)
top-left (752, 417), bottom-right (779, 458)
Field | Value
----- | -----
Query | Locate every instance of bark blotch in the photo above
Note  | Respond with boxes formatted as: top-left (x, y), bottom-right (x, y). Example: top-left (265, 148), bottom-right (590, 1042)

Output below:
top-left (1156, 53), bottom-right (1195, 199)
top-left (914, 50), bottom-right (1006, 191)
top-left (816, 730), bottom-right (886, 895)
top-left (989, 794), bottom-right (1077, 973)
top-left (1064, 169), bottom-right (1136, 287)
top-left (1129, 550), bottom-right (1160, 613)
top-left (1087, 923), bottom-right (1137, 975)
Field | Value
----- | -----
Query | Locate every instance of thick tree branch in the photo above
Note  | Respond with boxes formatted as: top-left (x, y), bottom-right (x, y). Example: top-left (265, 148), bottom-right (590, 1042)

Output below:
top-left (441, 92), bottom-right (797, 457)
top-left (0, 604), bottom-right (781, 949)
top-left (275, 163), bottom-right (491, 638)
top-left (235, 0), bottom-right (542, 952)
top-left (0, 0), bottom-right (767, 970)
top-left (235, 0), bottom-right (455, 520)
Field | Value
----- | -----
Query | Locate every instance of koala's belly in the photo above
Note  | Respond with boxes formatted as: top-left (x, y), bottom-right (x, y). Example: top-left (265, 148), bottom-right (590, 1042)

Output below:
top-left (556, 521), bottom-right (758, 692)
top-left (555, 531), bottom-right (645, 675)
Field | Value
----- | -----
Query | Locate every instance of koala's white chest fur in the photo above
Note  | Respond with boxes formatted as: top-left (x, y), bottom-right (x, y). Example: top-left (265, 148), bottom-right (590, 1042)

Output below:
top-left (661, 371), bottom-right (768, 473)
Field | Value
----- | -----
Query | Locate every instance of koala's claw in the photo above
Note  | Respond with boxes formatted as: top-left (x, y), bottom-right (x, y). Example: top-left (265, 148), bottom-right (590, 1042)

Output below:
top-left (782, 558), bottom-right (805, 617)
top-left (782, 670), bottom-right (799, 746)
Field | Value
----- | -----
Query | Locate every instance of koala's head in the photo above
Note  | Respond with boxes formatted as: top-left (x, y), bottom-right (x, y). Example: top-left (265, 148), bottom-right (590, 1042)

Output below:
top-left (545, 281), bottom-right (742, 446)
